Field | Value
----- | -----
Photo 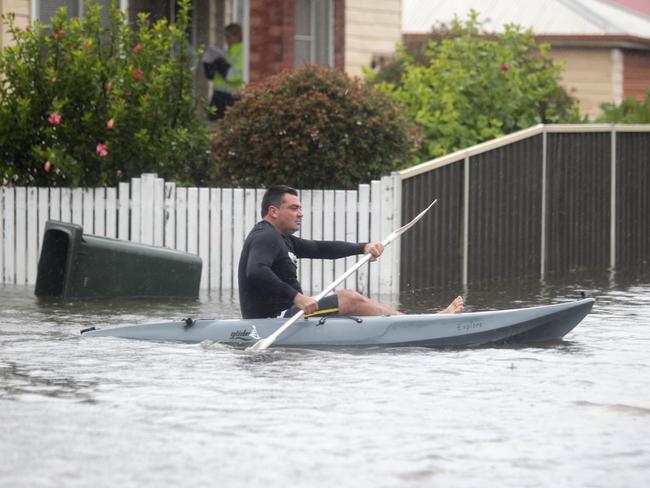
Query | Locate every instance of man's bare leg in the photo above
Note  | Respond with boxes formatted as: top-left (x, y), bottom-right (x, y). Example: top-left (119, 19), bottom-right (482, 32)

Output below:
top-left (336, 289), bottom-right (403, 316)
top-left (337, 290), bottom-right (464, 316)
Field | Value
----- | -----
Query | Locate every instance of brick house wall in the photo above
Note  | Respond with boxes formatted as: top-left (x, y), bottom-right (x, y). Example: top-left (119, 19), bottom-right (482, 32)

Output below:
top-left (248, 0), bottom-right (293, 82)
top-left (623, 49), bottom-right (650, 101)
top-left (333, 0), bottom-right (344, 70)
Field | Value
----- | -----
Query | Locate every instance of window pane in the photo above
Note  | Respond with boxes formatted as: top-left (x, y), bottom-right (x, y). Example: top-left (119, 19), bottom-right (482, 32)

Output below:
top-left (295, 0), bottom-right (311, 37)
top-left (38, 0), bottom-right (79, 22)
top-left (313, 0), bottom-right (331, 66)
top-left (234, 0), bottom-right (245, 23)
top-left (294, 39), bottom-right (311, 68)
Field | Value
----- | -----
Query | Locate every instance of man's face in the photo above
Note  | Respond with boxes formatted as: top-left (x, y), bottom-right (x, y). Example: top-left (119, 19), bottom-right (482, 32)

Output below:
top-left (225, 31), bottom-right (240, 46)
top-left (270, 193), bottom-right (302, 235)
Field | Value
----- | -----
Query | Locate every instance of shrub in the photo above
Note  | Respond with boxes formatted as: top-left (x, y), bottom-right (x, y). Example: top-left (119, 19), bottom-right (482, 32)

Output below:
top-left (598, 89), bottom-right (650, 123)
top-left (0, 0), bottom-right (210, 187)
top-left (209, 65), bottom-right (419, 189)
top-left (370, 12), bottom-right (580, 160)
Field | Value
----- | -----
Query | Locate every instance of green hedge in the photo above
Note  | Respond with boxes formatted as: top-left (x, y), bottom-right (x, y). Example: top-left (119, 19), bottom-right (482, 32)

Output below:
top-left (209, 65), bottom-right (419, 189)
top-left (598, 89), bottom-right (650, 123)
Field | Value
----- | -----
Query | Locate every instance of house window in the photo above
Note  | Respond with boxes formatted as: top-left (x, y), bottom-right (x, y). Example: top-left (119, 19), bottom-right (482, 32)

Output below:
top-left (294, 0), bottom-right (333, 68)
top-left (35, 0), bottom-right (113, 24)
top-left (36, 0), bottom-right (80, 21)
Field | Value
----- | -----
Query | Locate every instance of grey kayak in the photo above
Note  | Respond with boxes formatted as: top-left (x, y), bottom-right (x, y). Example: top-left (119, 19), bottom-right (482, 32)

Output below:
top-left (81, 298), bottom-right (594, 348)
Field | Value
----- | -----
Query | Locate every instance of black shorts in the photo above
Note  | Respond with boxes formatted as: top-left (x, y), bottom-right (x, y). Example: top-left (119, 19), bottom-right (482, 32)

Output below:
top-left (208, 90), bottom-right (236, 120)
top-left (280, 294), bottom-right (339, 318)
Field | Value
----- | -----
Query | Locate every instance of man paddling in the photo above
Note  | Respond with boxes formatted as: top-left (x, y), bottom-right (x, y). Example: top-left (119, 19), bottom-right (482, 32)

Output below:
top-left (238, 185), bottom-right (464, 319)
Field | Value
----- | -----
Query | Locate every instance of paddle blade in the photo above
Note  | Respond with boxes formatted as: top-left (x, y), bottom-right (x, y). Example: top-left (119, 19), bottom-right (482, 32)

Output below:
top-left (247, 337), bottom-right (273, 351)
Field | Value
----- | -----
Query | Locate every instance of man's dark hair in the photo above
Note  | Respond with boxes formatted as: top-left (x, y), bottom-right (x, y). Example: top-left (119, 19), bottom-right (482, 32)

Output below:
top-left (225, 23), bottom-right (242, 40)
top-left (261, 185), bottom-right (298, 217)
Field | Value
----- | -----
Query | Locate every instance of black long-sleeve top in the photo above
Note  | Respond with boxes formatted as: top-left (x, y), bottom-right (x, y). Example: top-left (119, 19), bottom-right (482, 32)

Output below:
top-left (238, 221), bottom-right (366, 318)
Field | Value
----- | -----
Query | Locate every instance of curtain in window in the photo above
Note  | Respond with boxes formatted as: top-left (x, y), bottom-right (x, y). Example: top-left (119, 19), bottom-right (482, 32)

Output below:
top-left (312, 0), bottom-right (331, 66)
top-left (294, 0), bottom-right (332, 68)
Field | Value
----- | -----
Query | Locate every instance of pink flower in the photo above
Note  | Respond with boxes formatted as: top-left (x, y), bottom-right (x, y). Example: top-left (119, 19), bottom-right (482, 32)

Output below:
top-left (48, 112), bottom-right (61, 125)
top-left (132, 68), bottom-right (143, 81)
top-left (44, 161), bottom-right (52, 173)
top-left (50, 76), bottom-right (57, 86)
top-left (107, 118), bottom-right (114, 129)
top-left (96, 143), bottom-right (108, 157)
top-left (501, 63), bottom-right (509, 73)
top-left (133, 43), bottom-right (142, 53)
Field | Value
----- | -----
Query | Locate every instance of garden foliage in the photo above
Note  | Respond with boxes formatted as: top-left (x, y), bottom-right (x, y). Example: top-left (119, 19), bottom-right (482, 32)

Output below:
top-left (598, 89), bottom-right (650, 123)
top-left (0, 0), bottom-right (210, 187)
top-left (210, 65), bottom-right (419, 189)
top-left (371, 12), bottom-right (580, 160)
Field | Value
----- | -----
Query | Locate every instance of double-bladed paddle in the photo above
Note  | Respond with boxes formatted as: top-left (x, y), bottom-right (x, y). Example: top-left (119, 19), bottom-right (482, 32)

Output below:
top-left (247, 199), bottom-right (438, 351)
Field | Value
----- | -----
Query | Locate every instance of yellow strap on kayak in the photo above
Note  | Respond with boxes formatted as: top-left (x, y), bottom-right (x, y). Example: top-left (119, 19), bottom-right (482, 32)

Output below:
top-left (304, 307), bottom-right (339, 317)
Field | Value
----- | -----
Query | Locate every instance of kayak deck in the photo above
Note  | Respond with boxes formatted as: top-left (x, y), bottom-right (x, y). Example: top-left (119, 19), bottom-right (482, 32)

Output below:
top-left (81, 298), bottom-right (595, 348)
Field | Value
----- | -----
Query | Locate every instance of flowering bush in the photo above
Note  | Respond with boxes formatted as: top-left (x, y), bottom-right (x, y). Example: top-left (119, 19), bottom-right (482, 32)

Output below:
top-left (209, 65), bottom-right (419, 189)
top-left (370, 12), bottom-right (580, 160)
top-left (0, 0), bottom-right (210, 187)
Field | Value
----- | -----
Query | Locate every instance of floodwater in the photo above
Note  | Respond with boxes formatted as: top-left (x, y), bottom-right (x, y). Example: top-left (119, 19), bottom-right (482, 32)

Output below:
top-left (1, 268), bottom-right (649, 488)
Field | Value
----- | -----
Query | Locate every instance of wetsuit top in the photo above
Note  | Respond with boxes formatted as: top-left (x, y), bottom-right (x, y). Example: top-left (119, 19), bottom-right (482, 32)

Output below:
top-left (238, 221), bottom-right (366, 319)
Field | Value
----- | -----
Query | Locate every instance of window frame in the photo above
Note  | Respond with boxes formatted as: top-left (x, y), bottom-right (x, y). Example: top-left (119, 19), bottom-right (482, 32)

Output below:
top-left (294, 0), bottom-right (334, 68)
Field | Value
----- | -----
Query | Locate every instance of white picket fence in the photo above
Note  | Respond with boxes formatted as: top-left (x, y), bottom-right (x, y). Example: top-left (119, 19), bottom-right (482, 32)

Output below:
top-left (0, 173), bottom-right (402, 297)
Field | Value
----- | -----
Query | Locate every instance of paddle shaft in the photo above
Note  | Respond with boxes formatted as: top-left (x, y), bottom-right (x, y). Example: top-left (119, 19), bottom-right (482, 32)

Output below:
top-left (248, 199), bottom-right (437, 351)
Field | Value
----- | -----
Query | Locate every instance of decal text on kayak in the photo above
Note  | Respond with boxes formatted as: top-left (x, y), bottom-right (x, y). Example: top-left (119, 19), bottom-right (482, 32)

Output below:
top-left (230, 329), bottom-right (254, 340)
top-left (457, 321), bottom-right (483, 332)
top-left (230, 326), bottom-right (261, 341)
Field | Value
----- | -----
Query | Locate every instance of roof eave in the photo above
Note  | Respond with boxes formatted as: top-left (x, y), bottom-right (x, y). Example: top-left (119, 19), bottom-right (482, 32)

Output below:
top-left (536, 34), bottom-right (650, 50)
top-left (402, 32), bottom-right (650, 51)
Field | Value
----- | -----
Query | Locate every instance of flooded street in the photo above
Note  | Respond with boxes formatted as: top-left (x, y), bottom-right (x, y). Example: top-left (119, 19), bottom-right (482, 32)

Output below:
top-left (1, 269), bottom-right (649, 487)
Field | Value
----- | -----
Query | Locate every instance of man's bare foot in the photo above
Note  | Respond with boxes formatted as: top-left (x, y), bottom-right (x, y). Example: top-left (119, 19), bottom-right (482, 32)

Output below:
top-left (439, 296), bottom-right (464, 314)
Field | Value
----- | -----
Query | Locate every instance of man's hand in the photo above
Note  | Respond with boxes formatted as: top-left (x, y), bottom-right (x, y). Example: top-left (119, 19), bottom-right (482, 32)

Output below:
top-left (293, 293), bottom-right (318, 315)
top-left (364, 241), bottom-right (384, 262)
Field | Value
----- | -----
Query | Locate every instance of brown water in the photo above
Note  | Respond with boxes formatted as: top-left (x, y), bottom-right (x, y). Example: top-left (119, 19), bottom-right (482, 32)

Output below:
top-left (1, 268), bottom-right (649, 487)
